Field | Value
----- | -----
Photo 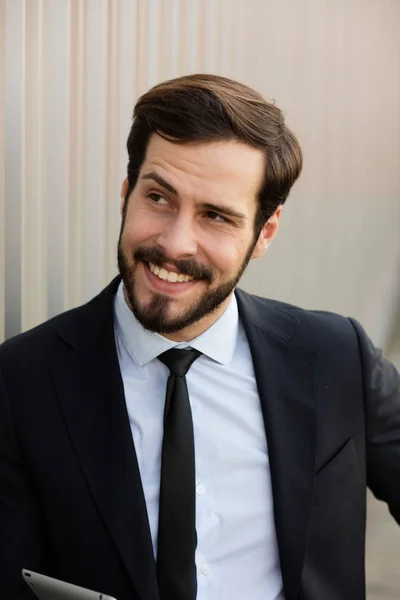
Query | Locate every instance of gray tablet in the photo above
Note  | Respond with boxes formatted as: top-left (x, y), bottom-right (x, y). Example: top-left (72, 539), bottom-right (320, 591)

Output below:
top-left (22, 570), bottom-right (118, 600)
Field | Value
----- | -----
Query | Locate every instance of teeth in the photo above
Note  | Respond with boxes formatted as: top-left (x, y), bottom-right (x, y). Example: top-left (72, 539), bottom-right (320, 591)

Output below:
top-left (158, 268), bottom-right (168, 281)
top-left (149, 262), bottom-right (193, 283)
top-left (167, 271), bottom-right (178, 283)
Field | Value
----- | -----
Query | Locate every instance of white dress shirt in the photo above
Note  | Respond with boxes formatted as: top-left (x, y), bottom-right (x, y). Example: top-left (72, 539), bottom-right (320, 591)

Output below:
top-left (114, 282), bottom-right (284, 600)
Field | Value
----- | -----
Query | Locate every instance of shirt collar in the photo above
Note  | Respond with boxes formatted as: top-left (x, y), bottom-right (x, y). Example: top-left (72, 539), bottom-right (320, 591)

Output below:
top-left (114, 281), bottom-right (238, 367)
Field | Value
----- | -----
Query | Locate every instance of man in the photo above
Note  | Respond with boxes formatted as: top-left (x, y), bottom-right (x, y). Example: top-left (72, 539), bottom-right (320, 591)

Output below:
top-left (0, 74), bottom-right (399, 600)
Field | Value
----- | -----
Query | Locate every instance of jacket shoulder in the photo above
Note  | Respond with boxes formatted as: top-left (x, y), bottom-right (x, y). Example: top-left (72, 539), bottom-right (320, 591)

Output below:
top-left (0, 303), bottom-right (85, 362)
top-left (236, 288), bottom-right (364, 351)
top-left (0, 277), bottom-right (120, 363)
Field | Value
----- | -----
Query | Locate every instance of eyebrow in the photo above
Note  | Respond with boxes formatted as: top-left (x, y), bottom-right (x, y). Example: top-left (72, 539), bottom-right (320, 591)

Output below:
top-left (141, 170), bottom-right (247, 221)
top-left (141, 171), bottom-right (178, 195)
top-left (199, 202), bottom-right (246, 221)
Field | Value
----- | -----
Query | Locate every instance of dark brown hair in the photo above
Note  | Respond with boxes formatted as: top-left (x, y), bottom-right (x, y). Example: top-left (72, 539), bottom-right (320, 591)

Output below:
top-left (125, 73), bottom-right (303, 235)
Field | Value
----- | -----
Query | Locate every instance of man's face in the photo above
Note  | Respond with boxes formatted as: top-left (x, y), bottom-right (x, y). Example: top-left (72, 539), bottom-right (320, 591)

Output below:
top-left (118, 134), bottom-right (280, 341)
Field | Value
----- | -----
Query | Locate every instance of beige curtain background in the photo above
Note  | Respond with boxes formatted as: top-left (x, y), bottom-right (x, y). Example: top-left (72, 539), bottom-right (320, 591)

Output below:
top-left (1, 0), bottom-right (399, 350)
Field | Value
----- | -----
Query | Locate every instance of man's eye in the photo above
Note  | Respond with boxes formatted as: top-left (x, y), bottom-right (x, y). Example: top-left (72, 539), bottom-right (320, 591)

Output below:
top-left (206, 211), bottom-right (229, 223)
top-left (148, 193), bottom-right (168, 205)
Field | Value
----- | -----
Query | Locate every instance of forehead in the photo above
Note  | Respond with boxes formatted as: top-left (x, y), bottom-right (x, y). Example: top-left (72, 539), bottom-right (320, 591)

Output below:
top-left (139, 134), bottom-right (264, 209)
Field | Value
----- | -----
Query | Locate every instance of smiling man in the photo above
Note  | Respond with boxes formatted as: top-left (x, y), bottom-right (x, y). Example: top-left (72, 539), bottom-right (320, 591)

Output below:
top-left (117, 134), bottom-right (277, 339)
top-left (0, 74), bottom-right (399, 600)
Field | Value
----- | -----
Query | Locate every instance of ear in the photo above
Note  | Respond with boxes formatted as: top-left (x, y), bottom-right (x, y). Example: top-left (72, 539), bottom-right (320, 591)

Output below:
top-left (251, 206), bottom-right (282, 259)
top-left (120, 178), bottom-right (129, 216)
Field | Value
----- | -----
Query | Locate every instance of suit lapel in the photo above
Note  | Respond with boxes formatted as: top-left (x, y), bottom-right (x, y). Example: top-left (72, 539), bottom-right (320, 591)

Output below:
top-left (236, 289), bottom-right (318, 600)
top-left (50, 278), bottom-right (159, 600)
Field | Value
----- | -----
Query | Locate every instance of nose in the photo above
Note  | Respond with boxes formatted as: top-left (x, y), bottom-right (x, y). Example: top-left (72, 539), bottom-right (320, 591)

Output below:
top-left (155, 214), bottom-right (198, 260)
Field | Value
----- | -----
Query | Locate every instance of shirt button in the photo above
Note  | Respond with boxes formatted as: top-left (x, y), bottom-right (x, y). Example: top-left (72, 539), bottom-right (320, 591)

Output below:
top-left (196, 484), bottom-right (206, 496)
top-left (201, 564), bottom-right (209, 575)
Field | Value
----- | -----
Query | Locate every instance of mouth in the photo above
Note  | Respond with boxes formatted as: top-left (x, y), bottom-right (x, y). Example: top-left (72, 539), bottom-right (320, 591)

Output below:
top-left (142, 261), bottom-right (199, 294)
top-left (148, 262), bottom-right (195, 283)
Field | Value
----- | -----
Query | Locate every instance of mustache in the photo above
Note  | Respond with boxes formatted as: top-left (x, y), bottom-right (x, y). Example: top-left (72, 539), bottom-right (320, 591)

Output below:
top-left (134, 246), bottom-right (213, 283)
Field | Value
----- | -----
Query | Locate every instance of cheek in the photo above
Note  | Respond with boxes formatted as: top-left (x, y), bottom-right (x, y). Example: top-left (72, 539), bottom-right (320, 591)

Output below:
top-left (206, 235), bottom-right (249, 274)
top-left (122, 211), bottom-right (158, 247)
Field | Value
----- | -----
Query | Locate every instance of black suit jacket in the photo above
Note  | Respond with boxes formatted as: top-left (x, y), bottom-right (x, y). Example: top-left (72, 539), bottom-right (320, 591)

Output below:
top-left (0, 277), bottom-right (399, 600)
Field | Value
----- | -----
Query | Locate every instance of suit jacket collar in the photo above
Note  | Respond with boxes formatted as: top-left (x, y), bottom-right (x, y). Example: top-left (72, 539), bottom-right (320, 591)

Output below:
top-left (54, 278), bottom-right (318, 600)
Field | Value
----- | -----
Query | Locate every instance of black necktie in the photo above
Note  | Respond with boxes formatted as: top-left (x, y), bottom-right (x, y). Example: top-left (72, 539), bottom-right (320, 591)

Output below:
top-left (156, 348), bottom-right (201, 600)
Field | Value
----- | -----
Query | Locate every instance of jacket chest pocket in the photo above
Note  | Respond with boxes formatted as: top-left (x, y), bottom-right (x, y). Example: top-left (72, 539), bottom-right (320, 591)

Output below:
top-left (314, 437), bottom-right (358, 504)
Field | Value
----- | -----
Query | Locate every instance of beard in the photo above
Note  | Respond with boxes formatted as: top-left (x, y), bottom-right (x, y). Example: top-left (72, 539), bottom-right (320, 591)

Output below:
top-left (117, 235), bottom-right (256, 336)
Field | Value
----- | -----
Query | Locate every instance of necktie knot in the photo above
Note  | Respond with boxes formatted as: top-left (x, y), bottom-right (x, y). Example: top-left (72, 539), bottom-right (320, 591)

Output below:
top-left (158, 348), bottom-right (201, 377)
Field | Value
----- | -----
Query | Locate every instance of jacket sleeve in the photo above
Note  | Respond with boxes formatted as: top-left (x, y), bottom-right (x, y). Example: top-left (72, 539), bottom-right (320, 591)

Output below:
top-left (350, 318), bottom-right (400, 524)
top-left (0, 365), bottom-right (47, 599)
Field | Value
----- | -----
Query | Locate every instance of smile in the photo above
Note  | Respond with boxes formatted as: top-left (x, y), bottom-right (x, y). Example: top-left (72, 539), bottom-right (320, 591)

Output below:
top-left (148, 262), bottom-right (194, 283)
